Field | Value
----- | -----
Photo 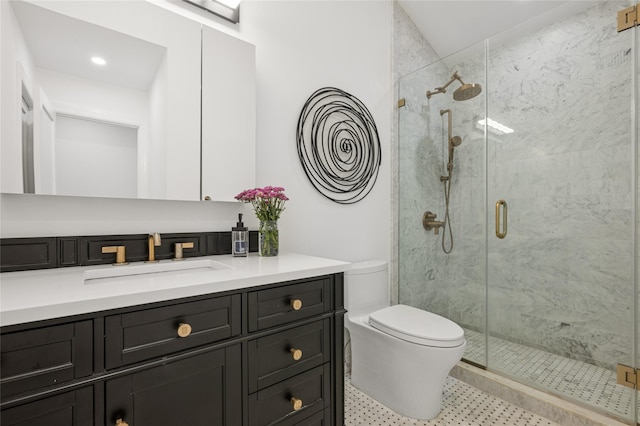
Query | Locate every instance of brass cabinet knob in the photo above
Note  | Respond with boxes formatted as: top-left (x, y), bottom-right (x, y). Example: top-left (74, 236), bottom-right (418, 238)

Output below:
top-left (177, 323), bottom-right (192, 338)
top-left (290, 348), bottom-right (303, 361)
top-left (290, 299), bottom-right (303, 311)
top-left (115, 419), bottom-right (129, 426)
top-left (290, 397), bottom-right (303, 411)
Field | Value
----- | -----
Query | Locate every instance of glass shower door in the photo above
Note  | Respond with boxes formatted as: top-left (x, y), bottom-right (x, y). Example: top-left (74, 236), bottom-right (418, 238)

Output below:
top-left (396, 40), bottom-right (488, 369)
top-left (485, 2), bottom-right (637, 422)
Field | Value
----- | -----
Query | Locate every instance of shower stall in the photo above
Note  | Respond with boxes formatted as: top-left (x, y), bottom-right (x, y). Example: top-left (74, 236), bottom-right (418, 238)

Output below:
top-left (396, 1), bottom-right (639, 423)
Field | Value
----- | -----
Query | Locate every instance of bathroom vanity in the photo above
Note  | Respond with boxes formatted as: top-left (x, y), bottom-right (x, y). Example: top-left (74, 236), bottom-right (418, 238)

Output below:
top-left (0, 253), bottom-right (349, 426)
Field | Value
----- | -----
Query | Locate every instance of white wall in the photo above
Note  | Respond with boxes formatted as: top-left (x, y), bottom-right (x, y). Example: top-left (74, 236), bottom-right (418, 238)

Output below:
top-left (37, 67), bottom-right (149, 128)
top-left (1, 0), bottom-right (393, 264)
top-left (142, 53), bottom-right (168, 199)
top-left (55, 116), bottom-right (138, 198)
top-left (241, 0), bottom-right (392, 262)
top-left (1, 1), bottom-right (36, 194)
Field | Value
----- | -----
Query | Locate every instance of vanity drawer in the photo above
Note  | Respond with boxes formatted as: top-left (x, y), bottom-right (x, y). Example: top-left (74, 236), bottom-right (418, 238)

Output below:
top-left (1, 386), bottom-right (94, 426)
top-left (248, 318), bottom-right (331, 393)
top-left (0, 321), bottom-right (93, 401)
top-left (248, 364), bottom-right (331, 426)
top-left (105, 294), bottom-right (241, 369)
top-left (248, 278), bottom-right (332, 332)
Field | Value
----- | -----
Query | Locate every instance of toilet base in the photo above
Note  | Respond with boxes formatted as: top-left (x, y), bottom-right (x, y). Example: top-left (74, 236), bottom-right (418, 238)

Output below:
top-left (346, 313), bottom-right (466, 420)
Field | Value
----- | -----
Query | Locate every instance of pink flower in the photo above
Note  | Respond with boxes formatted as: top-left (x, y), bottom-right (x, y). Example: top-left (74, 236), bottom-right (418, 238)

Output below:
top-left (234, 186), bottom-right (289, 221)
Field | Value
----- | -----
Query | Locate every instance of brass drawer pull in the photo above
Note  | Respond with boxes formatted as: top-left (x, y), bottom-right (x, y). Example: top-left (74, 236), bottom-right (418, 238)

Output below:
top-left (177, 323), bottom-right (192, 338)
top-left (290, 397), bottom-right (303, 411)
top-left (115, 419), bottom-right (129, 426)
top-left (290, 299), bottom-right (303, 311)
top-left (290, 348), bottom-right (303, 361)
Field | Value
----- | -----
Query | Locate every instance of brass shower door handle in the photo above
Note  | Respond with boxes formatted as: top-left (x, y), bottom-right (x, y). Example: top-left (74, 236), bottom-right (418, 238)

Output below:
top-left (495, 200), bottom-right (507, 239)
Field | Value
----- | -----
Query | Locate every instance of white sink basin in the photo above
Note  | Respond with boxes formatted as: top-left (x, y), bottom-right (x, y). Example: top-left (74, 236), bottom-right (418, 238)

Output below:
top-left (84, 259), bottom-right (231, 284)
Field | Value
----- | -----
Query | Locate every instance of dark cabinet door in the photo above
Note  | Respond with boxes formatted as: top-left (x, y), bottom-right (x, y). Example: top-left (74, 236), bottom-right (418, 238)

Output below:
top-left (0, 386), bottom-right (93, 426)
top-left (0, 321), bottom-right (93, 401)
top-left (106, 344), bottom-right (241, 426)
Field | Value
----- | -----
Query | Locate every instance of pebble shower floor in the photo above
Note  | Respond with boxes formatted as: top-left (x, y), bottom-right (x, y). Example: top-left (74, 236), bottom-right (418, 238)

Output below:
top-left (345, 376), bottom-right (559, 425)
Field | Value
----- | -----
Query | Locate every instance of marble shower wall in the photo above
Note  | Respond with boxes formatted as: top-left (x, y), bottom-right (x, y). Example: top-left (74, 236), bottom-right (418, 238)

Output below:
top-left (397, 1), bottom-right (635, 369)
top-left (392, 2), bottom-right (442, 306)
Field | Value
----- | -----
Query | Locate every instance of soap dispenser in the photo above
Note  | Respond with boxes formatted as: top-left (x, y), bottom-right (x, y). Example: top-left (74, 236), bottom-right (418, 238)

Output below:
top-left (232, 213), bottom-right (248, 257)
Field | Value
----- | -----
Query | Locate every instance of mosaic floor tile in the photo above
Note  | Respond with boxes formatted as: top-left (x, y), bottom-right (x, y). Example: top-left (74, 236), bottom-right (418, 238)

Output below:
top-left (345, 376), bottom-right (560, 426)
top-left (463, 329), bottom-right (632, 419)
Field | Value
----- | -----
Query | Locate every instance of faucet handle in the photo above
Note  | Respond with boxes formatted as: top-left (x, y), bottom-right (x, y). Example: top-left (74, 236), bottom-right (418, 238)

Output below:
top-left (173, 242), bottom-right (194, 261)
top-left (102, 245), bottom-right (128, 265)
top-left (424, 211), bottom-right (437, 221)
top-left (150, 232), bottom-right (161, 246)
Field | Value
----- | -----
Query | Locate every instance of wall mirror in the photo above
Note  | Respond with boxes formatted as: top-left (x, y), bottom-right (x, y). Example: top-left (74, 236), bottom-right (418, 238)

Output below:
top-left (1, 0), bottom-right (254, 202)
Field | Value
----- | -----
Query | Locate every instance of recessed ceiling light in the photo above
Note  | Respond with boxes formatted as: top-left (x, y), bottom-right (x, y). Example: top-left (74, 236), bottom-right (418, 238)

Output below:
top-left (91, 56), bottom-right (107, 66)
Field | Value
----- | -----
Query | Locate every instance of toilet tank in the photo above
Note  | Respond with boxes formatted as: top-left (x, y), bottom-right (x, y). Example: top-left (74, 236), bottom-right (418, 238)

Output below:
top-left (344, 260), bottom-right (389, 316)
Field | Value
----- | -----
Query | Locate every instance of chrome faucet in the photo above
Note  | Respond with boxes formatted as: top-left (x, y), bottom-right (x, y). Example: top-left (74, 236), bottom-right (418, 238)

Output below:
top-left (146, 232), bottom-right (162, 263)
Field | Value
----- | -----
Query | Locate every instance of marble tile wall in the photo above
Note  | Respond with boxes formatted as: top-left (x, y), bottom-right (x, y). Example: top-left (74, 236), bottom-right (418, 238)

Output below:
top-left (396, 1), bottom-right (635, 370)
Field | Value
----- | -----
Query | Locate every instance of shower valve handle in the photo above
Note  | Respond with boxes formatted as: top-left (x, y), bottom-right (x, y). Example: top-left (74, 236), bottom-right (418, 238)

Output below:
top-left (422, 211), bottom-right (444, 235)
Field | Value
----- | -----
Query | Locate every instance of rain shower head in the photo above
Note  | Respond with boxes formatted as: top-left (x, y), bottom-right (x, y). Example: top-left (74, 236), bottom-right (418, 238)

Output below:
top-left (453, 83), bottom-right (482, 101)
top-left (427, 71), bottom-right (482, 101)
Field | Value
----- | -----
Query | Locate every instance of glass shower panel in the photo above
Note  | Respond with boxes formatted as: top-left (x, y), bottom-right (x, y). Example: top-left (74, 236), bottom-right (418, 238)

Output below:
top-left (397, 41), bottom-right (487, 367)
top-left (486, 2), bottom-right (636, 421)
top-left (636, 8), bottom-right (640, 426)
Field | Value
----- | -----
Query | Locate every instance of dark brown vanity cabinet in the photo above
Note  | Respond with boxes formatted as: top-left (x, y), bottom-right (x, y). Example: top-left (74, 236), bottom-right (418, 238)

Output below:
top-left (0, 273), bottom-right (345, 426)
top-left (105, 345), bottom-right (242, 426)
top-left (1, 387), bottom-right (94, 426)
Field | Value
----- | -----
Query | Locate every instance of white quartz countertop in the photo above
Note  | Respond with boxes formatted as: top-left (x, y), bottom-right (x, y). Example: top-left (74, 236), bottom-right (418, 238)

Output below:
top-left (0, 253), bottom-right (351, 327)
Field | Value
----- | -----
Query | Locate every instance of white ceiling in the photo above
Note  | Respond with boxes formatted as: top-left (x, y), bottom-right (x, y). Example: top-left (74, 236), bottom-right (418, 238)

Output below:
top-left (397, 0), bottom-right (572, 58)
top-left (12, 1), bottom-right (166, 91)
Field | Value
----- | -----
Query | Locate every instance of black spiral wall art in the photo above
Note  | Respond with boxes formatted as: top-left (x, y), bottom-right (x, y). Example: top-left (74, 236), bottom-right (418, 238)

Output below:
top-left (296, 87), bottom-right (382, 204)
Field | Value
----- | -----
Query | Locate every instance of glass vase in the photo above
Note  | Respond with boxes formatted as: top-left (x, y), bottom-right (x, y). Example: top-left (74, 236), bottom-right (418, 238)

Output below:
top-left (259, 220), bottom-right (279, 256)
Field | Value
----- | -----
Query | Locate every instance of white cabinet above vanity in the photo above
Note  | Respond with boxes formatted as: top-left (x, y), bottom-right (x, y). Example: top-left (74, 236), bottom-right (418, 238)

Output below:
top-left (202, 26), bottom-right (256, 202)
top-left (1, 0), bottom-right (256, 202)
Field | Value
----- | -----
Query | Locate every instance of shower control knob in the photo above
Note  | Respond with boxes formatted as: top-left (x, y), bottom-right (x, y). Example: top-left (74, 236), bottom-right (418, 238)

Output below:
top-left (423, 211), bottom-right (444, 235)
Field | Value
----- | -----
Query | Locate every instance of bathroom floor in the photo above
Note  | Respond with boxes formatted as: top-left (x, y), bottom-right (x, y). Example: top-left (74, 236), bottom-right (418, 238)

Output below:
top-left (345, 375), bottom-right (560, 425)
top-left (463, 329), bottom-right (631, 419)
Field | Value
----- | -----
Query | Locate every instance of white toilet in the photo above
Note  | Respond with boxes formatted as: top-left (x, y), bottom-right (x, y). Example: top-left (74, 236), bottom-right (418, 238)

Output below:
top-left (344, 260), bottom-right (466, 420)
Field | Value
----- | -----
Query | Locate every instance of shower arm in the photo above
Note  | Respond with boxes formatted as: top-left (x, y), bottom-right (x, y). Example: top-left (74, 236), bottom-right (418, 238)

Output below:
top-left (427, 72), bottom-right (464, 99)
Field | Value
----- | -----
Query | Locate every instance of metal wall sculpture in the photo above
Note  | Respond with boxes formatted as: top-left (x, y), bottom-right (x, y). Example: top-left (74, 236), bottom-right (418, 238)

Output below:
top-left (296, 87), bottom-right (382, 204)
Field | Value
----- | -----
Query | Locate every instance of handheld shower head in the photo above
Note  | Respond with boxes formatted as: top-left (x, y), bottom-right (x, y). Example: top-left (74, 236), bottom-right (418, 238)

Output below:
top-left (427, 71), bottom-right (482, 101)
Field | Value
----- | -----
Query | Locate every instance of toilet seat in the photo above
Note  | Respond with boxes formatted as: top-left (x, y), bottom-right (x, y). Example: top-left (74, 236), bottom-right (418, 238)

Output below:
top-left (368, 304), bottom-right (464, 348)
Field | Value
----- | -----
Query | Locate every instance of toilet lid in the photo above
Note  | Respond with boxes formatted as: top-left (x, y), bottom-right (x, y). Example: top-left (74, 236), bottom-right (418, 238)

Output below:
top-left (369, 305), bottom-right (465, 348)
